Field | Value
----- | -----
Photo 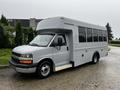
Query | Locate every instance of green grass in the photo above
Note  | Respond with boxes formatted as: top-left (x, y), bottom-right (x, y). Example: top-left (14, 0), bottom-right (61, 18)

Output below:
top-left (110, 44), bottom-right (120, 47)
top-left (0, 49), bottom-right (12, 65)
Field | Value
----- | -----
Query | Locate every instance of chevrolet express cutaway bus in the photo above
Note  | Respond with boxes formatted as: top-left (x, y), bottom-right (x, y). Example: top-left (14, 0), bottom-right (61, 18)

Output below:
top-left (9, 17), bottom-right (108, 78)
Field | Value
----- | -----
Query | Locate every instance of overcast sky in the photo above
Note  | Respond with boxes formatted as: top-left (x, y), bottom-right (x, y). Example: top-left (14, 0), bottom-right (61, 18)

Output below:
top-left (0, 0), bottom-right (120, 38)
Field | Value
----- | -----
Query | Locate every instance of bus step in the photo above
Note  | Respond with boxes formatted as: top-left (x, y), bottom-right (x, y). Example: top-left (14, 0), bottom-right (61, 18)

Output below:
top-left (55, 64), bottom-right (72, 71)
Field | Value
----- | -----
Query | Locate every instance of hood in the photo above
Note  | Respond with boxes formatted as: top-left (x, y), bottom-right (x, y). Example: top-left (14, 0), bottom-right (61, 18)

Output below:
top-left (13, 45), bottom-right (46, 54)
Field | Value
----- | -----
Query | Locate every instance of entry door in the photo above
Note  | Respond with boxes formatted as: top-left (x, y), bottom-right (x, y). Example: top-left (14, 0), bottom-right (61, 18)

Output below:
top-left (52, 34), bottom-right (70, 66)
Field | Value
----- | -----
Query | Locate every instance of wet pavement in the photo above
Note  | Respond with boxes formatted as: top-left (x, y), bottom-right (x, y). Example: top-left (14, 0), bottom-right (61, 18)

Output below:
top-left (0, 46), bottom-right (120, 90)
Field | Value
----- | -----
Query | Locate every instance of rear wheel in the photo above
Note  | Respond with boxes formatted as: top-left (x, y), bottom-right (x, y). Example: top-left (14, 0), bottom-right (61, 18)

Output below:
top-left (36, 61), bottom-right (52, 79)
top-left (92, 54), bottom-right (99, 64)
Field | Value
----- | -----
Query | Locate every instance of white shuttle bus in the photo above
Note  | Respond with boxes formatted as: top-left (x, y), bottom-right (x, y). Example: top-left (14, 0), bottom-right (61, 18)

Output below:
top-left (9, 17), bottom-right (108, 78)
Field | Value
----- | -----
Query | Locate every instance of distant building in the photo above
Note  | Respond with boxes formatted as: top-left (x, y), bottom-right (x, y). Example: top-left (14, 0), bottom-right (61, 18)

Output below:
top-left (7, 18), bottom-right (42, 30)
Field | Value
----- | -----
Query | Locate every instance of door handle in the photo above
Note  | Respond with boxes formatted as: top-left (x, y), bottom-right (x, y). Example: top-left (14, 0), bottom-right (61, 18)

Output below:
top-left (82, 54), bottom-right (84, 57)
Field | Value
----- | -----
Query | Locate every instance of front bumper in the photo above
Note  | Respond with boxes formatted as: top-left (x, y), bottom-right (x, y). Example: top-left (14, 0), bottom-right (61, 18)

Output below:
top-left (9, 60), bottom-right (38, 73)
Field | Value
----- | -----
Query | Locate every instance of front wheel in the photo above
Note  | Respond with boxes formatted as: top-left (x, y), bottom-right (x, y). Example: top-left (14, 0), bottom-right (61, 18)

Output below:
top-left (36, 61), bottom-right (52, 79)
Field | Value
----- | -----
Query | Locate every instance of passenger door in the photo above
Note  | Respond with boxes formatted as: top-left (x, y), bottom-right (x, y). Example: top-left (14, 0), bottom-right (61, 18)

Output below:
top-left (51, 34), bottom-right (70, 66)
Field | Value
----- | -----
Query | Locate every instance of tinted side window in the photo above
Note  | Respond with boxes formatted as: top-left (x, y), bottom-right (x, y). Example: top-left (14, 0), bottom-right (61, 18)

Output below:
top-left (78, 27), bottom-right (86, 42)
top-left (87, 28), bottom-right (92, 42)
top-left (99, 30), bottom-right (103, 42)
top-left (93, 29), bottom-right (98, 42)
top-left (57, 35), bottom-right (66, 45)
top-left (51, 34), bottom-right (66, 46)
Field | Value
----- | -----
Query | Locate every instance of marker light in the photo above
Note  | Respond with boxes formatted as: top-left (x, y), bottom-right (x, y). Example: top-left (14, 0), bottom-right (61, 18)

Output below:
top-left (19, 60), bottom-right (33, 64)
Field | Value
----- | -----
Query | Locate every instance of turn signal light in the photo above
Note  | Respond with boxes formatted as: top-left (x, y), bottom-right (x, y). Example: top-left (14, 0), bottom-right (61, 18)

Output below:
top-left (19, 60), bottom-right (32, 64)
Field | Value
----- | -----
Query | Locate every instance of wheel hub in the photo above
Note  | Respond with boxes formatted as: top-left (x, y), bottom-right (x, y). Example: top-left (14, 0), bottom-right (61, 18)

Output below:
top-left (41, 64), bottom-right (50, 76)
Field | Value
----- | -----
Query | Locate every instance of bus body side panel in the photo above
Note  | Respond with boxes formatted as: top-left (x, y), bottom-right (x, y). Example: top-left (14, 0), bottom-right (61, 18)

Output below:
top-left (99, 42), bottom-right (108, 57)
top-left (72, 26), bottom-right (87, 66)
top-left (63, 24), bottom-right (74, 63)
top-left (83, 42), bottom-right (108, 63)
top-left (85, 43), bottom-right (101, 62)
top-left (70, 26), bottom-right (108, 67)
top-left (63, 25), bottom-right (85, 67)
top-left (67, 26), bottom-right (93, 67)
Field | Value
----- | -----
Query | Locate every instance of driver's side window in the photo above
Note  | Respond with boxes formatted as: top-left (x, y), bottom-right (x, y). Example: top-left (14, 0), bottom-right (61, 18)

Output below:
top-left (51, 34), bottom-right (66, 46)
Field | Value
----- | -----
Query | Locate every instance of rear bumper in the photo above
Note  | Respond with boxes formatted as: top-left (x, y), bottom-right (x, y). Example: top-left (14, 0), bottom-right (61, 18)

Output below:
top-left (9, 60), bottom-right (38, 73)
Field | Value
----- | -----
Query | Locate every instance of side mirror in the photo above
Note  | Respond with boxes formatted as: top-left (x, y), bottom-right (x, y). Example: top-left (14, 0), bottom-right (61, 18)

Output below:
top-left (58, 37), bottom-right (63, 46)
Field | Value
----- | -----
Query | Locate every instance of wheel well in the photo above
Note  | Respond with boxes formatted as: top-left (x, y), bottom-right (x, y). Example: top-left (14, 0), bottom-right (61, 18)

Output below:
top-left (37, 58), bottom-right (54, 71)
top-left (93, 51), bottom-right (100, 59)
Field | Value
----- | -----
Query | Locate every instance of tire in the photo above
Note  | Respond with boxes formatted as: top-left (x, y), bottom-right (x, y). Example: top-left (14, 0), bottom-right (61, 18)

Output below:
top-left (36, 61), bottom-right (52, 79)
top-left (92, 54), bottom-right (99, 64)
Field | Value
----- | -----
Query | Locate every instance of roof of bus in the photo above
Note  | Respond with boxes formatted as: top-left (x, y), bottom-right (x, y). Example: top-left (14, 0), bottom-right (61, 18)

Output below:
top-left (36, 17), bottom-right (106, 31)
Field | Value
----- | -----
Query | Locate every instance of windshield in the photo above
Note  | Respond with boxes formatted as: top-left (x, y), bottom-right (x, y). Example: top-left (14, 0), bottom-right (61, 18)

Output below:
top-left (29, 34), bottom-right (54, 47)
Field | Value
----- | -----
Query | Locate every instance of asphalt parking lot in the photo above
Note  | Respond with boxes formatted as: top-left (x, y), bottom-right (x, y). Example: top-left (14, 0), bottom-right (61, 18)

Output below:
top-left (0, 46), bottom-right (120, 90)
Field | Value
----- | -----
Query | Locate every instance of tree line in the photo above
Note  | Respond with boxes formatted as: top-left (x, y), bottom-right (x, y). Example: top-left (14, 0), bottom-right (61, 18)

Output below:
top-left (106, 23), bottom-right (113, 43)
top-left (0, 15), bottom-right (35, 48)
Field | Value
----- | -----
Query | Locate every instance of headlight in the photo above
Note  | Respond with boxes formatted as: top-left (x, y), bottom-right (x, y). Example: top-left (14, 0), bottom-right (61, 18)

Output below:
top-left (19, 54), bottom-right (33, 64)
top-left (20, 54), bottom-right (33, 58)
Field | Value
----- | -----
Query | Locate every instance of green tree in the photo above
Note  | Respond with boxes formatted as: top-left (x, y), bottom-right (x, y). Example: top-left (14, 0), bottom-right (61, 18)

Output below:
top-left (0, 25), bottom-right (5, 48)
top-left (106, 23), bottom-right (113, 43)
top-left (0, 25), bottom-right (15, 48)
top-left (0, 14), bottom-right (8, 25)
top-left (3, 25), bottom-right (15, 47)
top-left (116, 38), bottom-right (118, 40)
top-left (15, 22), bottom-right (23, 46)
top-left (28, 28), bottom-right (34, 43)
top-left (22, 27), bottom-right (29, 44)
top-left (0, 15), bottom-right (11, 48)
